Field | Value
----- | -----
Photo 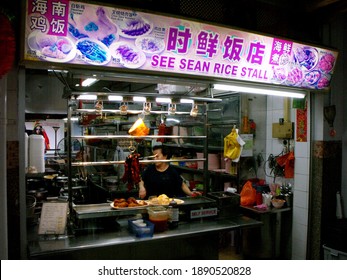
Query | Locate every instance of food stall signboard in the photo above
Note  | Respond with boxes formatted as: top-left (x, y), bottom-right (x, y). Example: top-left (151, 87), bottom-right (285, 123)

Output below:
top-left (23, 0), bottom-right (339, 90)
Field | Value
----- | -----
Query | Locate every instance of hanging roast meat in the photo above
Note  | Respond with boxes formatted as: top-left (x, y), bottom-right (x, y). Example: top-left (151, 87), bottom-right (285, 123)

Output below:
top-left (122, 153), bottom-right (141, 191)
top-left (157, 122), bottom-right (166, 143)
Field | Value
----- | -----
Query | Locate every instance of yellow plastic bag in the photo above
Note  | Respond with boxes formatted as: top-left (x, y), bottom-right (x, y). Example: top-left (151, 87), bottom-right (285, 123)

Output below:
top-left (224, 128), bottom-right (241, 160)
top-left (240, 181), bottom-right (256, 206)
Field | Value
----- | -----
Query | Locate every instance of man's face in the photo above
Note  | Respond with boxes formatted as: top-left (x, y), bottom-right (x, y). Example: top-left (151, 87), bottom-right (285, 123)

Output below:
top-left (153, 149), bottom-right (166, 165)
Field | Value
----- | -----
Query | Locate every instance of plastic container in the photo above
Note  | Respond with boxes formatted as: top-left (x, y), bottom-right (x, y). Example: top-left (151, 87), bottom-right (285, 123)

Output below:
top-left (29, 134), bottom-right (45, 173)
top-left (147, 206), bottom-right (168, 232)
top-left (128, 219), bottom-right (154, 238)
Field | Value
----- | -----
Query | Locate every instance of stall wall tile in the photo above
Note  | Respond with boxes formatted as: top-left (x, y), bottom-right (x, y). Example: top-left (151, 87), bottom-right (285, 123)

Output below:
top-left (293, 189), bottom-right (308, 209)
top-left (295, 158), bottom-right (309, 175)
top-left (293, 206), bottom-right (308, 226)
top-left (294, 174), bottom-right (308, 192)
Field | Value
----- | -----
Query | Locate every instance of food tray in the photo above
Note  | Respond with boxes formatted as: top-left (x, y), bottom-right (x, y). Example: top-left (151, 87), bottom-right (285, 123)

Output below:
top-left (73, 196), bottom-right (216, 220)
top-left (128, 219), bottom-right (154, 238)
top-left (146, 198), bottom-right (184, 206)
top-left (73, 203), bottom-right (148, 220)
top-left (110, 200), bottom-right (148, 209)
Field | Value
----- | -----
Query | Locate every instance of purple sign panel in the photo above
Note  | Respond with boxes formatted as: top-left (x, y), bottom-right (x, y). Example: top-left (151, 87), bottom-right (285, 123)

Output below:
top-left (24, 0), bottom-right (339, 90)
top-left (27, 0), bottom-right (69, 36)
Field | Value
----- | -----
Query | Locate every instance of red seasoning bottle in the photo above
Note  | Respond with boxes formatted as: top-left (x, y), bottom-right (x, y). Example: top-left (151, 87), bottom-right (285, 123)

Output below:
top-left (256, 186), bottom-right (263, 205)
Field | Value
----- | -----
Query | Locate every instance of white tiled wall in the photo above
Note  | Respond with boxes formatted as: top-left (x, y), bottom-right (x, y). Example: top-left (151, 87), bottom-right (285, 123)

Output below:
top-left (266, 95), bottom-right (310, 259)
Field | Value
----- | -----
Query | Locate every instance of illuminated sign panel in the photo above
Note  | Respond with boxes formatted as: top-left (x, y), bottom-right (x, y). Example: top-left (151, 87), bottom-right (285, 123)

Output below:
top-left (23, 0), bottom-right (338, 90)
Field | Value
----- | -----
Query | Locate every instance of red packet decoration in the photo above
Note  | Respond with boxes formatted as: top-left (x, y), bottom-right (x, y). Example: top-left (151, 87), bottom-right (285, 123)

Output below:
top-left (296, 108), bottom-right (307, 142)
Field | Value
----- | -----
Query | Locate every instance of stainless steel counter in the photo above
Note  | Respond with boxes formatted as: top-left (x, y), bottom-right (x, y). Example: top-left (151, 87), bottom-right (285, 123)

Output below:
top-left (27, 215), bottom-right (262, 260)
top-left (240, 206), bottom-right (292, 259)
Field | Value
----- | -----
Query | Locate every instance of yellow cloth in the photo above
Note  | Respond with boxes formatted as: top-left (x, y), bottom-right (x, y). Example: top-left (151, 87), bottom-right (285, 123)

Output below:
top-left (224, 128), bottom-right (241, 160)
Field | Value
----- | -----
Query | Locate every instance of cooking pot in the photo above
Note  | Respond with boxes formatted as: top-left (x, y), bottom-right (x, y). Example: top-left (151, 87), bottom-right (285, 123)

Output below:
top-left (26, 178), bottom-right (44, 190)
top-left (27, 188), bottom-right (48, 202)
top-left (26, 195), bottom-right (36, 218)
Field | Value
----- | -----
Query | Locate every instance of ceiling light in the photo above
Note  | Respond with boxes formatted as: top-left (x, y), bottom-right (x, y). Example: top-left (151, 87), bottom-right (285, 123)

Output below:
top-left (214, 84), bottom-right (306, 98)
top-left (180, 98), bottom-right (194, 104)
top-left (133, 96), bottom-right (147, 102)
top-left (63, 117), bottom-right (79, 121)
top-left (108, 95), bottom-right (123, 101)
top-left (81, 78), bottom-right (98, 87)
top-left (76, 94), bottom-right (97, 100)
top-left (156, 97), bottom-right (171, 103)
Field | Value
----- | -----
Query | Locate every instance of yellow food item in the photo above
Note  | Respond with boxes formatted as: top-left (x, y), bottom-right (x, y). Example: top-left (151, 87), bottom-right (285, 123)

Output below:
top-left (158, 194), bottom-right (170, 205)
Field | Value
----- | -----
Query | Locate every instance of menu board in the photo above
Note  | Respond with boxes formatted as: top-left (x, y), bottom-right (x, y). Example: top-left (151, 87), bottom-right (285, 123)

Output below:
top-left (23, 0), bottom-right (339, 90)
top-left (38, 202), bottom-right (68, 235)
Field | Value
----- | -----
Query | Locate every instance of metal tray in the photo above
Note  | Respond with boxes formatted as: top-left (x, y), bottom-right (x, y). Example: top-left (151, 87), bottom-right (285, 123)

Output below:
top-left (73, 196), bottom-right (217, 220)
top-left (73, 203), bottom-right (148, 220)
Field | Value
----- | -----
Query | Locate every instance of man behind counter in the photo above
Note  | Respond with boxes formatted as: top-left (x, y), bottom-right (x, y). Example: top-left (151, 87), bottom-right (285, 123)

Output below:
top-left (138, 145), bottom-right (193, 199)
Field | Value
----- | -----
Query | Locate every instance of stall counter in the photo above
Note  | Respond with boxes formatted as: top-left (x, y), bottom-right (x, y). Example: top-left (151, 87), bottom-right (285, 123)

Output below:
top-left (27, 215), bottom-right (262, 260)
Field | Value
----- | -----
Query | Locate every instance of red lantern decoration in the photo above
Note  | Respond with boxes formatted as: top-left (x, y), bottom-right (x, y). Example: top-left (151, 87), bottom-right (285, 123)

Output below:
top-left (0, 12), bottom-right (16, 78)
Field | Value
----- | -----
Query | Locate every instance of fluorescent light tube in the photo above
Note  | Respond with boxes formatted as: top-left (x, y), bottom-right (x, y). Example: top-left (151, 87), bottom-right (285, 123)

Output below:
top-left (108, 95), bottom-right (123, 101)
top-left (156, 97), bottom-right (171, 103)
top-left (214, 84), bottom-right (306, 98)
top-left (180, 98), bottom-right (194, 104)
top-left (63, 117), bottom-right (79, 121)
top-left (76, 94), bottom-right (97, 100)
top-left (133, 96), bottom-right (147, 102)
top-left (81, 78), bottom-right (98, 87)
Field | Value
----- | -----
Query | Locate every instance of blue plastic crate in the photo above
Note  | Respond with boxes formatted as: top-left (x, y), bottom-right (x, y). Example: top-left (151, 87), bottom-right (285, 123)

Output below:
top-left (128, 219), bottom-right (154, 238)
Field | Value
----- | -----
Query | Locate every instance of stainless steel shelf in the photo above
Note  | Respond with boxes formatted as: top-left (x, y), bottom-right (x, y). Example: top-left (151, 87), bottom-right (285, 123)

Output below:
top-left (71, 135), bottom-right (206, 140)
top-left (71, 158), bottom-right (205, 167)
top-left (75, 108), bottom-right (202, 115)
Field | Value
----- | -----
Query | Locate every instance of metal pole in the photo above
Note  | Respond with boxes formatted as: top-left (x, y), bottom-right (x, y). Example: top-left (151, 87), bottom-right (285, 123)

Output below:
top-left (52, 126), bottom-right (60, 156)
top-left (67, 98), bottom-right (73, 229)
top-left (0, 76), bottom-right (8, 259)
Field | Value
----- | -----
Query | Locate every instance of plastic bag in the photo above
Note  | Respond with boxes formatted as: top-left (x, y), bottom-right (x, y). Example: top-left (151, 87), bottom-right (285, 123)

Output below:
top-left (240, 181), bottom-right (256, 206)
top-left (224, 128), bottom-right (243, 160)
top-left (276, 151), bottom-right (295, 178)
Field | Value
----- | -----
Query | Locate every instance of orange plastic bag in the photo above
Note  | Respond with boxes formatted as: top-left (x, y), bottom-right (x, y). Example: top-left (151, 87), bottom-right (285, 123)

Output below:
top-left (276, 151), bottom-right (295, 178)
top-left (240, 181), bottom-right (256, 206)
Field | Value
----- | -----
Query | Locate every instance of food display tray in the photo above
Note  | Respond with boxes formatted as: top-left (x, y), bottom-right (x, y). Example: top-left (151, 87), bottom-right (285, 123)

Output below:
top-left (73, 203), bottom-right (148, 220)
top-left (73, 196), bottom-right (217, 220)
